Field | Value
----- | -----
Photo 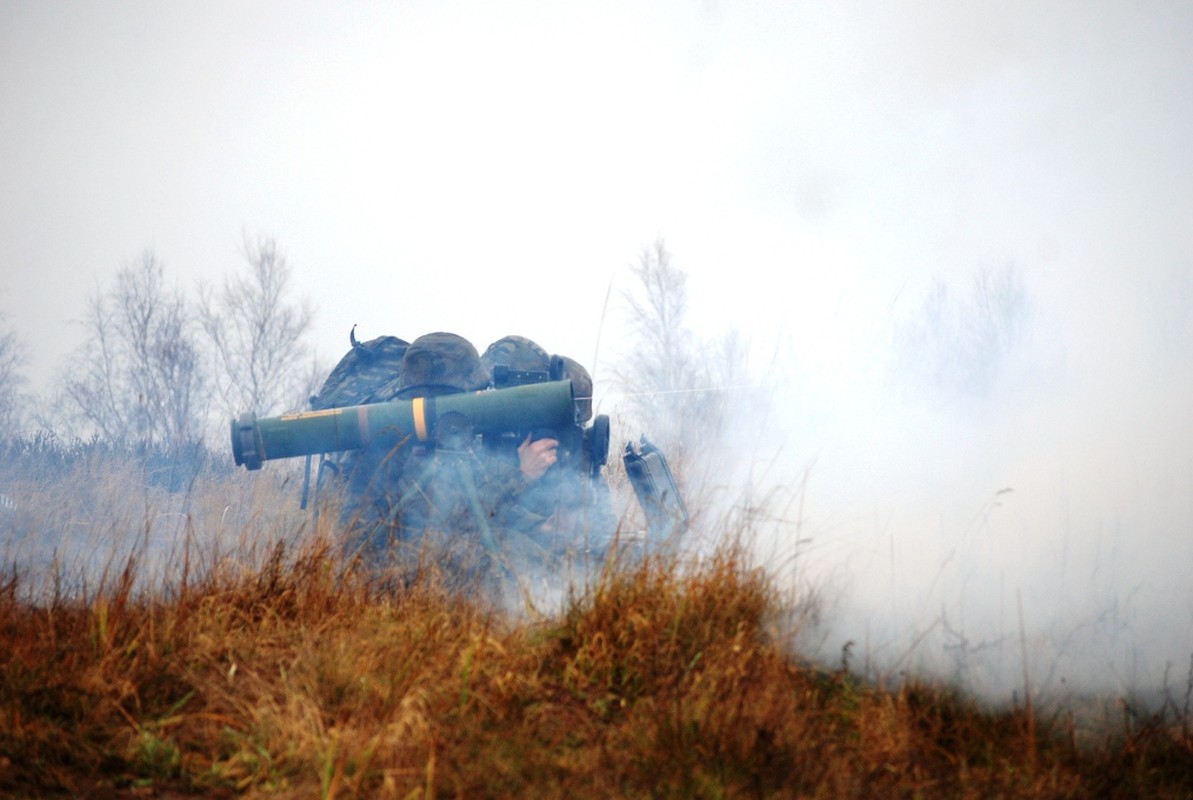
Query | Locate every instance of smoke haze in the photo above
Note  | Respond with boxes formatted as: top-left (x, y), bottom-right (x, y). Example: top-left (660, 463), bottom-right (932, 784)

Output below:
top-left (2, 1), bottom-right (1192, 701)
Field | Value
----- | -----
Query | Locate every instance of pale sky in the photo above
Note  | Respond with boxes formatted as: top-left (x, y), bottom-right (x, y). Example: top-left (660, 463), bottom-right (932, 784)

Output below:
top-left (5, 1), bottom-right (1189, 392)
top-left (3, 0), bottom-right (1192, 697)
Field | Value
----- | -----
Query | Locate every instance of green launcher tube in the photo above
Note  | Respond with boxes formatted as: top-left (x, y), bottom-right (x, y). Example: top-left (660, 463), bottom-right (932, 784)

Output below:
top-left (232, 380), bottom-right (575, 471)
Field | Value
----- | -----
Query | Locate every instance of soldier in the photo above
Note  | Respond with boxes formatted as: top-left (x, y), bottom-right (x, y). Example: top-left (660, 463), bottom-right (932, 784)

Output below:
top-left (479, 334), bottom-right (558, 475)
top-left (531, 353), bottom-right (618, 556)
top-left (479, 335), bottom-right (619, 559)
top-left (340, 332), bottom-right (559, 580)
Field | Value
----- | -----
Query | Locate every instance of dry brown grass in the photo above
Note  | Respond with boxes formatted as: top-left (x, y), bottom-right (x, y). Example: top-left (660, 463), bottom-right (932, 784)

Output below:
top-left (1, 447), bottom-right (1192, 798)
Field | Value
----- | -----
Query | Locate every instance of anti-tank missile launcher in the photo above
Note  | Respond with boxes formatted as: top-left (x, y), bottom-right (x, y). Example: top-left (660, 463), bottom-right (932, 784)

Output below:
top-left (232, 378), bottom-right (614, 486)
top-left (231, 374), bottom-right (685, 539)
top-left (232, 379), bottom-right (585, 470)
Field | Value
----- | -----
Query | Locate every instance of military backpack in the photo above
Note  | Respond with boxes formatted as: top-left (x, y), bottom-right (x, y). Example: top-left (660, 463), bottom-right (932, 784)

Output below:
top-left (309, 325), bottom-right (410, 410)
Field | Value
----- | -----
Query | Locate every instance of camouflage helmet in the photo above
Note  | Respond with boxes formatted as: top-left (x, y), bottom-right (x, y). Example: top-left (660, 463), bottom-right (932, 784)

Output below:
top-left (554, 354), bottom-right (593, 423)
top-left (480, 335), bottom-right (550, 373)
top-left (395, 332), bottom-right (490, 398)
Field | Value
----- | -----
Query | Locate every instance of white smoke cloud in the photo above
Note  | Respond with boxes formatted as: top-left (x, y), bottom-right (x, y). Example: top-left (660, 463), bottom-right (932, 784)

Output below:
top-left (743, 264), bottom-right (1193, 701)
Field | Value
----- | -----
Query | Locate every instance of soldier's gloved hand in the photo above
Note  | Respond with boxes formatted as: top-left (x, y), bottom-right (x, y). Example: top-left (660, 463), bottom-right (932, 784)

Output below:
top-left (518, 433), bottom-right (558, 480)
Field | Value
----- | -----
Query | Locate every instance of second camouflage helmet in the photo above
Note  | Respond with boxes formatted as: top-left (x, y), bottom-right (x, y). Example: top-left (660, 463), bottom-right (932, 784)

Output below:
top-left (480, 335), bottom-right (551, 373)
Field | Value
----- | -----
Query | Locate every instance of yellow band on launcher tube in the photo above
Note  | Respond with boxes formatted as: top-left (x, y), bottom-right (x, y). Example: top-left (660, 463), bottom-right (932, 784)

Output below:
top-left (357, 405), bottom-right (369, 444)
top-left (413, 396), bottom-right (429, 441)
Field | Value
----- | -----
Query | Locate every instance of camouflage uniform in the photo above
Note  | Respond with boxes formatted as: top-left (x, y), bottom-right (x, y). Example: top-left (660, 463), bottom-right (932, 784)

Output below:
top-left (479, 337), bottom-right (618, 557)
top-left (530, 353), bottom-right (617, 554)
top-left (340, 333), bottom-right (556, 574)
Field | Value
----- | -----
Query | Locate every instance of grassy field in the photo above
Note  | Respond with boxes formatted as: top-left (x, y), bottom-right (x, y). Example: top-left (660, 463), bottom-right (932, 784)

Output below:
top-left (1, 442), bottom-right (1191, 798)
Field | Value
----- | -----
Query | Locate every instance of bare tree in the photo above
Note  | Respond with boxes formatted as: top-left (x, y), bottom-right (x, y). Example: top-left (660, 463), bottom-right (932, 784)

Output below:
top-left (199, 234), bottom-right (315, 418)
top-left (895, 264), bottom-right (1031, 399)
top-left (58, 251), bottom-right (205, 445)
top-left (0, 311), bottom-right (28, 437)
top-left (611, 240), bottom-right (753, 489)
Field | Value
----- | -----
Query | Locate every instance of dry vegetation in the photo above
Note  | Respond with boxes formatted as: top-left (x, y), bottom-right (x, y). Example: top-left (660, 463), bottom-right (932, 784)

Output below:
top-left (1, 444), bottom-right (1192, 798)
